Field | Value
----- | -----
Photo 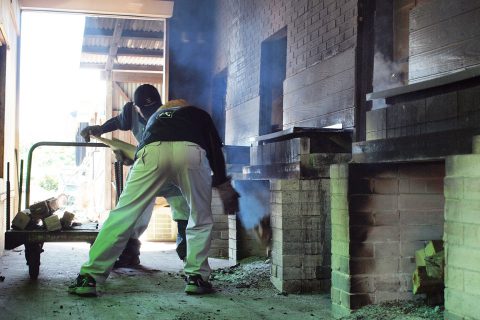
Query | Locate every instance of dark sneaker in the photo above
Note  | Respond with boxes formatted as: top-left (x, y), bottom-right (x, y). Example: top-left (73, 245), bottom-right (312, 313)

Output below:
top-left (184, 275), bottom-right (214, 295)
top-left (68, 274), bottom-right (97, 297)
top-left (113, 256), bottom-right (140, 268)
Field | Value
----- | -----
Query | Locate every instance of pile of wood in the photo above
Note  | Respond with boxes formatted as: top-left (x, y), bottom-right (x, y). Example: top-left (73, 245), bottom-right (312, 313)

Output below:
top-left (412, 240), bottom-right (444, 304)
top-left (11, 195), bottom-right (75, 232)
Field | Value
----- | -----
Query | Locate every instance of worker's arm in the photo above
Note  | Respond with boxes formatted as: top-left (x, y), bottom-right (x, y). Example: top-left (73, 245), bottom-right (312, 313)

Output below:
top-left (80, 102), bottom-right (134, 142)
top-left (204, 115), bottom-right (227, 187)
top-left (203, 113), bottom-right (239, 215)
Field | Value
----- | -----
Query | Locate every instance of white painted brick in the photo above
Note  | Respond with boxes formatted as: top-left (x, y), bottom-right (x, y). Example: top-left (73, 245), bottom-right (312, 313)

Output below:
top-left (446, 155), bottom-right (480, 178)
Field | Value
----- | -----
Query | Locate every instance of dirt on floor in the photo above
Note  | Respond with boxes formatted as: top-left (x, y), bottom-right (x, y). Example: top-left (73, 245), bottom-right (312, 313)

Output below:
top-left (340, 300), bottom-right (444, 320)
top-left (0, 242), bottom-right (333, 320)
top-left (0, 242), bottom-right (445, 320)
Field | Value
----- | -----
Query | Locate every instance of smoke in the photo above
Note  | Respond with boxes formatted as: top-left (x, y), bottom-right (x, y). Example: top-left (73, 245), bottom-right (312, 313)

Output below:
top-left (372, 51), bottom-right (405, 109)
top-left (233, 180), bottom-right (270, 230)
top-left (169, 0), bottom-right (217, 108)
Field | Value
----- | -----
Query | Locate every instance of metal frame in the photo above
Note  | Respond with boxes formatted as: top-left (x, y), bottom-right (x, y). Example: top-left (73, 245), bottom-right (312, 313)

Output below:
top-left (5, 141), bottom-right (110, 279)
top-left (25, 141), bottom-right (107, 209)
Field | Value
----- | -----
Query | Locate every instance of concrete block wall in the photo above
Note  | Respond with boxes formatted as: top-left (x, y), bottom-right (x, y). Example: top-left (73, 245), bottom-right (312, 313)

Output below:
top-left (213, 0), bottom-right (359, 145)
top-left (444, 139), bottom-right (480, 319)
top-left (330, 164), bottom-right (351, 316)
top-left (366, 84), bottom-right (480, 141)
top-left (330, 162), bottom-right (445, 316)
top-left (270, 179), bottom-right (331, 293)
top-left (228, 215), bottom-right (239, 262)
top-left (210, 189), bottom-right (229, 258)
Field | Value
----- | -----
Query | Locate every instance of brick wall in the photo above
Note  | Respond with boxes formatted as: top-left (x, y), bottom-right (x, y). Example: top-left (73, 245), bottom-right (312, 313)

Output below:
top-left (409, 0), bottom-right (480, 83)
top-left (210, 189), bottom-right (229, 258)
top-left (331, 162), bottom-right (445, 316)
top-left (330, 164), bottom-right (351, 316)
top-left (366, 84), bottom-right (480, 141)
top-left (270, 179), bottom-right (331, 293)
top-left (444, 139), bottom-right (480, 319)
top-left (213, 0), bottom-right (358, 145)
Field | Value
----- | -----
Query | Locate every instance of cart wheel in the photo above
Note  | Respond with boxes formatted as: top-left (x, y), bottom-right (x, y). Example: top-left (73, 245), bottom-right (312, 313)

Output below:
top-left (24, 243), bottom-right (44, 280)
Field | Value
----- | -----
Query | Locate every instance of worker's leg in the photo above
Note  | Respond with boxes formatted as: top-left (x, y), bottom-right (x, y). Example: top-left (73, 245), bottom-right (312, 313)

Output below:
top-left (166, 195), bottom-right (189, 260)
top-left (114, 199), bottom-right (155, 267)
top-left (80, 142), bottom-right (170, 283)
top-left (173, 142), bottom-right (213, 280)
top-left (159, 185), bottom-right (189, 260)
top-left (130, 199), bottom-right (155, 238)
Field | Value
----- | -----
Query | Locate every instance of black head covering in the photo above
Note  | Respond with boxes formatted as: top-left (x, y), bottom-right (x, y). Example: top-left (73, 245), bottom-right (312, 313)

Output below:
top-left (134, 84), bottom-right (162, 108)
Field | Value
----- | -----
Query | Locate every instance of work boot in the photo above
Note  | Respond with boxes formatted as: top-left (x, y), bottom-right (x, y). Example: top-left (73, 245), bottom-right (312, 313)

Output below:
top-left (68, 274), bottom-right (97, 297)
top-left (175, 220), bottom-right (188, 260)
top-left (184, 275), bottom-right (214, 295)
top-left (114, 238), bottom-right (141, 268)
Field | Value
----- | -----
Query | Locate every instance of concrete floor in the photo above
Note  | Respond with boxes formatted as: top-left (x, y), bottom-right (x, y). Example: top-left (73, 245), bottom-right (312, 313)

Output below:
top-left (0, 242), bottom-right (333, 320)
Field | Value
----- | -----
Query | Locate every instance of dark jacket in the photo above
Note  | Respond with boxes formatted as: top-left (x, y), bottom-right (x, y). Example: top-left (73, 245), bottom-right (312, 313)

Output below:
top-left (100, 102), bottom-right (147, 142)
top-left (138, 106), bottom-right (228, 186)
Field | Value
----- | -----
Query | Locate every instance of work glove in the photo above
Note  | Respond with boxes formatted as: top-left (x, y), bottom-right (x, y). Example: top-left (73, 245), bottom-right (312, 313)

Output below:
top-left (80, 125), bottom-right (102, 142)
top-left (113, 150), bottom-right (134, 166)
top-left (216, 178), bottom-right (240, 215)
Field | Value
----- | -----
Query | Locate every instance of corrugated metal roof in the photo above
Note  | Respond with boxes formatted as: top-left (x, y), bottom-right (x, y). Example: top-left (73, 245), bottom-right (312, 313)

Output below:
top-left (80, 16), bottom-right (164, 74)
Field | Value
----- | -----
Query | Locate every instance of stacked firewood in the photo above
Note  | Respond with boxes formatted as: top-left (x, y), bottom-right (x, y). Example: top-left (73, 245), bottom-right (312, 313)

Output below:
top-left (11, 196), bottom-right (75, 231)
top-left (412, 240), bottom-right (444, 304)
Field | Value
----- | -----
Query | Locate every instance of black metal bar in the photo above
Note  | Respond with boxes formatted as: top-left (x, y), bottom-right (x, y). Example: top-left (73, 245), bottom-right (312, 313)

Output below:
top-left (18, 159), bottom-right (23, 212)
top-left (119, 162), bottom-right (124, 194)
top-left (25, 142), bottom-right (108, 208)
top-left (114, 161), bottom-right (121, 203)
top-left (6, 162), bottom-right (11, 230)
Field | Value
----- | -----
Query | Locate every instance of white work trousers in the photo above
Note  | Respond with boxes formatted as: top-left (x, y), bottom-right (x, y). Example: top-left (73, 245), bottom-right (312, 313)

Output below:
top-left (80, 141), bottom-right (213, 282)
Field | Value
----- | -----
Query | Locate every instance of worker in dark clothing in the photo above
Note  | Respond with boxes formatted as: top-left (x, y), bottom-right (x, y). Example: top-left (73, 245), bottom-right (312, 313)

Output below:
top-left (80, 84), bottom-right (189, 266)
top-left (70, 102), bottom-right (239, 296)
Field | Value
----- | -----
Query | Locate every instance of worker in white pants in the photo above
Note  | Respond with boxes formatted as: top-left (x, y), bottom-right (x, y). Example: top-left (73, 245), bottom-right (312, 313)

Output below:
top-left (70, 104), bottom-right (240, 296)
top-left (80, 85), bottom-right (191, 266)
top-left (79, 141), bottom-right (212, 282)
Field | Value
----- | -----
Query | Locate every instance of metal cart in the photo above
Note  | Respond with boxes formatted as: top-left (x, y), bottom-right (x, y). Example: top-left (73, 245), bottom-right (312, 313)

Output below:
top-left (3, 141), bottom-right (122, 279)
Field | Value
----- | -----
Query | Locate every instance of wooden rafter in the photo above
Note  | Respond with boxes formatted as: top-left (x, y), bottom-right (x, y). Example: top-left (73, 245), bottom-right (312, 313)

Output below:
top-left (101, 71), bottom-right (163, 83)
top-left (84, 28), bottom-right (164, 41)
top-left (82, 46), bottom-right (164, 58)
top-left (106, 19), bottom-right (125, 72)
top-left (18, 0), bottom-right (174, 19)
top-left (114, 82), bottom-right (131, 102)
top-left (81, 62), bottom-right (163, 73)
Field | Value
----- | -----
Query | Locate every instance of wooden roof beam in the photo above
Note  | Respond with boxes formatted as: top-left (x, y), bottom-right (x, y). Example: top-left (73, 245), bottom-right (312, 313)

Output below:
top-left (81, 63), bottom-right (163, 73)
top-left (82, 46), bottom-right (164, 58)
top-left (19, 0), bottom-right (174, 19)
top-left (84, 28), bottom-right (164, 41)
top-left (114, 82), bottom-right (131, 101)
top-left (106, 19), bottom-right (125, 72)
top-left (105, 71), bottom-right (163, 84)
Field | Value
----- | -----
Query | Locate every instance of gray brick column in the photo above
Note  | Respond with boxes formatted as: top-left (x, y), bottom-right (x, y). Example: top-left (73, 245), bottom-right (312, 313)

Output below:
top-left (270, 179), bottom-right (331, 293)
top-left (330, 164), bottom-right (352, 317)
top-left (444, 138), bottom-right (480, 319)
top-left (209, 189), bottom-right (229, 258)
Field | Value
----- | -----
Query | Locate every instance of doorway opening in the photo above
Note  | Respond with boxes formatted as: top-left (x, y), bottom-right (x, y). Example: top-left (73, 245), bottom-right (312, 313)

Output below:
top-left (259, 27), bottom-right (287, 135)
